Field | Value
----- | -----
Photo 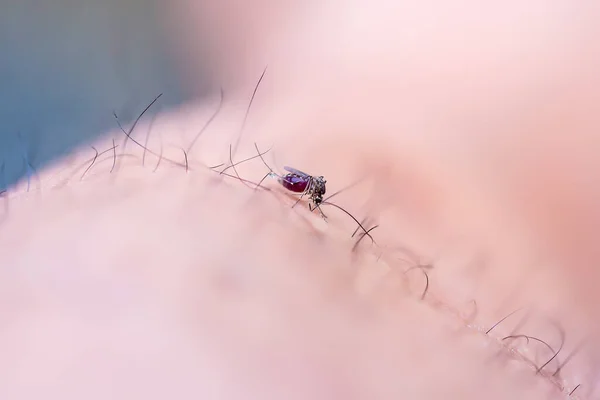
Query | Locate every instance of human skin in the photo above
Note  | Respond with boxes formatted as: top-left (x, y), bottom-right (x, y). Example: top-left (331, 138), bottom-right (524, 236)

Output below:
top-left (2, 0), bottom-right (600, 399)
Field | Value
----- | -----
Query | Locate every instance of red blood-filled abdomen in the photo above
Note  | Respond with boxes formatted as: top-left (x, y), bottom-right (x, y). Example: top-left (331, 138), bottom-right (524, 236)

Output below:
top-left (280, 174), bottom-right (309, 193)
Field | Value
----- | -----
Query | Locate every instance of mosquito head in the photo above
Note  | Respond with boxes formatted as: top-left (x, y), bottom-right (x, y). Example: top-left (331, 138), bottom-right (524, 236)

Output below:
top-left (313, 194), bottom-right (323, 206)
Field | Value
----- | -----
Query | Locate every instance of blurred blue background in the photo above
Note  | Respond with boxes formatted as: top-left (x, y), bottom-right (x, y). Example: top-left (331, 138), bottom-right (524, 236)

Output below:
top-left (0, 0), bottom-right (199, 188)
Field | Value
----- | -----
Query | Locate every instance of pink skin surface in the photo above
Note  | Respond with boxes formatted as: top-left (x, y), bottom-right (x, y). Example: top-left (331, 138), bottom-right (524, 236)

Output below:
top-left (2, 1), bottom-right (600, 399)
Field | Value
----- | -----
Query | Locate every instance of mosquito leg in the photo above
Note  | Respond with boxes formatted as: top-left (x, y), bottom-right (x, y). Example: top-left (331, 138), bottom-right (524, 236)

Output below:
top-left (255, 172), bottom-right (276, 191)
top-left (317, 205), bottom-right (328, 220)
top-left (292, 192), bottom-right (307, 208)
top-left (292, 179), bottom-right (313, 209)
top-left (308, 203), bottom-right (328, 220)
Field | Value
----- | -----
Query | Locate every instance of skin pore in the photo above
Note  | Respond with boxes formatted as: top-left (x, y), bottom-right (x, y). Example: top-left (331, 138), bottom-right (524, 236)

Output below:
top-left (2, 0), bottom-right (600, 399)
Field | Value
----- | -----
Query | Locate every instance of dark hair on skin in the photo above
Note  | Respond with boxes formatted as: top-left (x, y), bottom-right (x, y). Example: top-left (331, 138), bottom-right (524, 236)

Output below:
top-left (111, 88), bottom-right (236, 175)
top-left (395, 250), bottom-right (435, 301)
top-left (569, 384), bottom-right (581, 396)
top-left (81, 146), bottom-right (99, 180)
top-left (112, 94), bottom-right (190, 171)
top-left (182, 149), bottom-right (189, 173)
top-left (502, 334), bottom-right (556, 358)
top-left (553, 337), bottom-right (588, 377)
top-left (110, 139), bottom-right (117, 173)
top-left (491, 311), bottom-right (566, 378)
top-left (506, 308), bottom-right (533, 341)
top-left (225, 144), bottom-right (253, 189)
top-left (536, 319), bottom-right (565, 374)
top-left (251, 142), bottom-right (278, 190)
top-left (316, 175), bottom-right (368, 206)
top-left (351, 217), bottom-right (378, 249)
top-left (106, 73), bottom-right (375, 246)
top-left (17, 132), bottom-right (40, 193)
top-left (351, 224), bottom-right (379, 252)
top-left (114, 93), bottom-right (163, 172)
top-left (351, 217), bottom-right (370, 238)
top-left (485, 307), bottom-right (526, 335)
top-left (211, 145), bottom-right (273, 186)
top-left (404, 264), bottom-right (432, 300)
top-left (186, 88), bottom-right (224, 155)
top-left (143, 111), bottom-right (158, 167)
top-left (230, 66), bottom-right (268, 158)
top-left (247, 142), bottom-right (376, 243)
top-left (153, 133), bottom-right (164, 173)
top-left (78, 143), bottom-right (119, 181)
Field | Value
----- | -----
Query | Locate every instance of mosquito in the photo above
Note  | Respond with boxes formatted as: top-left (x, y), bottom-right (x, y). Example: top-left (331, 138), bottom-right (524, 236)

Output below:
top-left (248, 144), bottom-right (326, 218)
top-left (270, 166), bottom-right (327, 215)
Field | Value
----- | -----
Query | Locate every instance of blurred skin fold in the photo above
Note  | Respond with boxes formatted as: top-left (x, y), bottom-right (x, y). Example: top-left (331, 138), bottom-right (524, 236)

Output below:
top-left (2, 0), bottom-right (600, 399)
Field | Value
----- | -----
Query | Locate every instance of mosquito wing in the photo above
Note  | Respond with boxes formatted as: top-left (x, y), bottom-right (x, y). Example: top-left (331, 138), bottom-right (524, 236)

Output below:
top-left (283, 166), bottom-right (312, 178)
